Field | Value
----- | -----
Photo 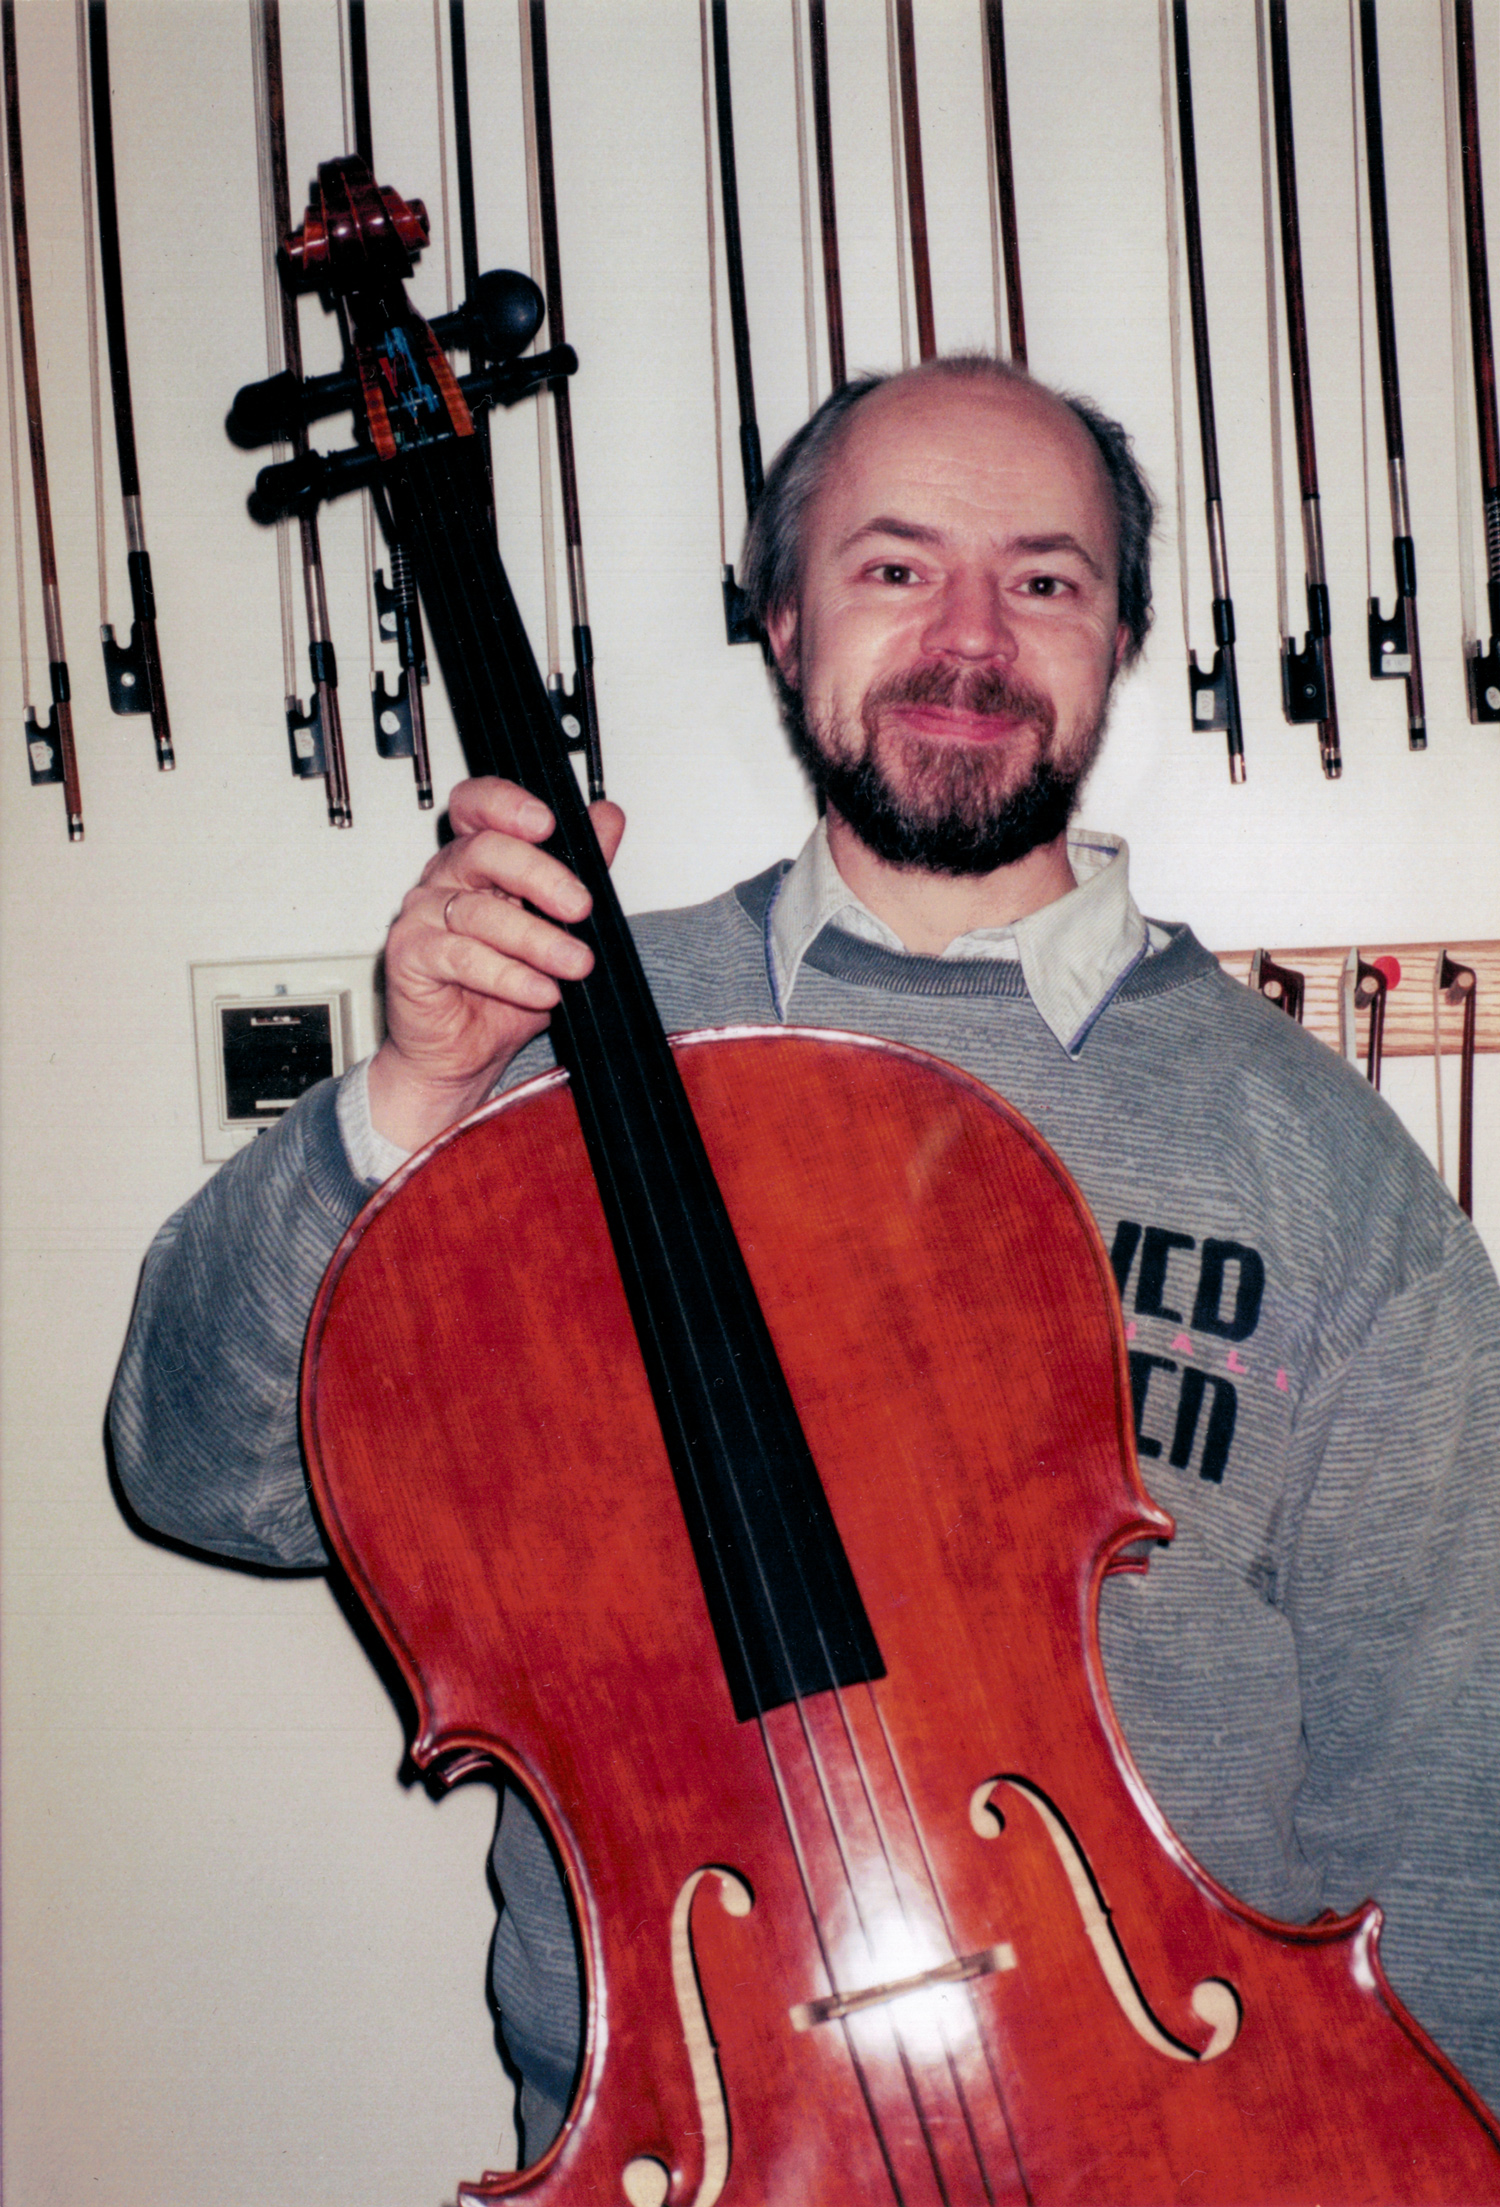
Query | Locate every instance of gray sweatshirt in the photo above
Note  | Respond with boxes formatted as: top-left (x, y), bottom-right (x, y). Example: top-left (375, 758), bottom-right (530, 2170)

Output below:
top-left (111, 867), bottom-right (1500, 2147)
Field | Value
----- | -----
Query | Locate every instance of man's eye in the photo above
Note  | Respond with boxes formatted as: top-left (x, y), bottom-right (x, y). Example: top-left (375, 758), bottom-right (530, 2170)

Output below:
top-left (876, 562), bottom-right (919, 585)
top-left (1025, 575), bottom-right (1066, 597)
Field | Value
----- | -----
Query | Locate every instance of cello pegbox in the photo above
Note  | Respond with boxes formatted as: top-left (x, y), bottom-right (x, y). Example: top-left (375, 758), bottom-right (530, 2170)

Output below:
top-left (281, 156), bottom-right (429, 294)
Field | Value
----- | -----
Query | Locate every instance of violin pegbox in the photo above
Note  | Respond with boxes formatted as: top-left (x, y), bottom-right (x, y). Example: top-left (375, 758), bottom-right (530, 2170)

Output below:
top-left (233, 155), bottom-right (569, 523)
top-left (280, 157), bottom-right (473, 464)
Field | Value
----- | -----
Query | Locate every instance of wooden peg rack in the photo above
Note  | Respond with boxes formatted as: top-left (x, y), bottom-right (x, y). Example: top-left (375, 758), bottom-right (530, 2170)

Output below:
top-left (1214, 943), bottom-right (1500, 1057)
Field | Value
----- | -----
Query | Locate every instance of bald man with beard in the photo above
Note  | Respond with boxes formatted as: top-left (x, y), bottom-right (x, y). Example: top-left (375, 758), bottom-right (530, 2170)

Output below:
top-left (113, 357), bottom-right (1500, 2157)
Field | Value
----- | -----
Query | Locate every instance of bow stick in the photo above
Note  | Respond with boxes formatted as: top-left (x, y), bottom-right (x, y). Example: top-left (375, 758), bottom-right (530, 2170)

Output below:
top-left (3, 0), bottom-right (83, 839)
top-left (1169, 0), bottom-right (1246, 782)
top-left (1452, 0), bottom-right (1500, 721)
top-left (807, 0), bottom-right (846, 392)
top-left (84, 0), bottom-right (172, 768)
top-left (1435, 951), bottom-right (1478, 1217)
top-left (524, 0), bottom-right (605, 797)
top-left (1355, 0), bottom-right (1426, 748)
top-left (248, 0), bottom-right (351, 826)
top-left (343, 0), bottom-right (435, 807)
top-left (1264, 0), bottom-right (1341, 778)
top-left (892, 0), bottom-right (935, 361)
top-left (982, 0), bottom-right (1026, 365)
top-left (706, 0), bottom-right (765, 648)
top-left (1336, 946), bottom-right (1391, 1088)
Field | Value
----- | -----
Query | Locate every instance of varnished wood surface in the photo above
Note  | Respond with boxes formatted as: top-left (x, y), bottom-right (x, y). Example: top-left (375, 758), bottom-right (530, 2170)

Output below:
top-left (303, 1029), bottom-right (1500, 2204)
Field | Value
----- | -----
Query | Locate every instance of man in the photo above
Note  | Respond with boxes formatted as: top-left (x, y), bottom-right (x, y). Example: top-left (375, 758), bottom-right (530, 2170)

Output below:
top-left (112, 357), bottom-right (1500, 2154)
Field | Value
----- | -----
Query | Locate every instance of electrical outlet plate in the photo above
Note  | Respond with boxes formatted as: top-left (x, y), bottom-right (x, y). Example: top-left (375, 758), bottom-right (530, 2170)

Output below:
top-left (192, 955), bottom-right (384, 1162)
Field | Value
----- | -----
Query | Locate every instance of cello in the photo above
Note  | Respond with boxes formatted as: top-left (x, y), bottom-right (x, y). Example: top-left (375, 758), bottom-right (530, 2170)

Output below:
top-left (247, 158), bottom-right (1500, 2201)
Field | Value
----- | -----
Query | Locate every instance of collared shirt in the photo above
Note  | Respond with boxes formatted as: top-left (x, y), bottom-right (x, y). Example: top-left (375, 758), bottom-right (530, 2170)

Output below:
top-left (341, 820), bottom-right (1162, 1184)
top-left (767, 817), bottom-right (1163, 1054)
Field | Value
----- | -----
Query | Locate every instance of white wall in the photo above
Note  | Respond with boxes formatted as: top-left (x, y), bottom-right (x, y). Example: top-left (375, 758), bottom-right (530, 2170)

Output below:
top-left (3, 1), bottom-right (1498, 2199)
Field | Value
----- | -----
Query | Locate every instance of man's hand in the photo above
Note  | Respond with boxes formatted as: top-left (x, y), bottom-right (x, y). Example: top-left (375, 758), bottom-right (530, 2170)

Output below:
top-left (366, 777), bottom-right (626, 1152)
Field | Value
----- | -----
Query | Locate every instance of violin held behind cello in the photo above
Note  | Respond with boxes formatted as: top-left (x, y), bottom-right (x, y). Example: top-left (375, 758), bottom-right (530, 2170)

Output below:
top-left (239, 157), bottom-right (1500, 2202)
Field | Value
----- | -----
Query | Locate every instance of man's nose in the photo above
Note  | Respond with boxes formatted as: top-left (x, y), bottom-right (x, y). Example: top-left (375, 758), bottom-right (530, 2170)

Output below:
top-left (920, 573), bottom-right (1017, 661)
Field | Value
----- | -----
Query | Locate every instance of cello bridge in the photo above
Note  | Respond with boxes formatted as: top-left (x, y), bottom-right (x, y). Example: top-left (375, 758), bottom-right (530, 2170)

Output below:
top-left (789, 1942), bottom-right (1017, 2032)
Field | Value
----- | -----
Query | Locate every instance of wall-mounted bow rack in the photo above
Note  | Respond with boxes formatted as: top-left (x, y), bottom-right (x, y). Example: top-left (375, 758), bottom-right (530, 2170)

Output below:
top-left (1216, 941), bottom-right (1500, 1058)
top-left (1218, 937), bottom-right (1498, 1217)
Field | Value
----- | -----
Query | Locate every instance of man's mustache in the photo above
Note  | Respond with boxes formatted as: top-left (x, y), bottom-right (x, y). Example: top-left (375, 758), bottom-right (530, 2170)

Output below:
top-left (861, 660), bottom-right (1055, 738)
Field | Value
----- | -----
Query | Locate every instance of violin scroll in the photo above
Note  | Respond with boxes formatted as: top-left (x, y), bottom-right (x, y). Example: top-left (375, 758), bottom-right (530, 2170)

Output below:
top-left (280, 155), bottom-right (428, 292)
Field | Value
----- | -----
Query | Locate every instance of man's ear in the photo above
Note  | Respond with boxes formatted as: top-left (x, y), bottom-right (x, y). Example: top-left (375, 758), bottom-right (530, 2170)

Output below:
top-left (765, 603), bottom-right (799, 683)
top-left (1112, 621), bottom-right (1131, 676)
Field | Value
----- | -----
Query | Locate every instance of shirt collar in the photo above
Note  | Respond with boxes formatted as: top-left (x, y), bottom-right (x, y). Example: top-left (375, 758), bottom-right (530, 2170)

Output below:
top-left (765, 818), bottom-right (1152, 1055)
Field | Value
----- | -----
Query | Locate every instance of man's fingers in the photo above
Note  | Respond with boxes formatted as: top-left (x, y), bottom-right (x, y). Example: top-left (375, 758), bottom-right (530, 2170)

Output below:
top-left (424, 826), bottom-right (592, 923)
top-left (433, 886), bottom-right (594, 987)
top-left (445, 776), bottom-right (556, 844)
top-left (368, 784), bottom-right (623, 1149)
top-left (588, 799), bottom-right (627, 868)
top-left (434, 931), bottom-right (565, 1014)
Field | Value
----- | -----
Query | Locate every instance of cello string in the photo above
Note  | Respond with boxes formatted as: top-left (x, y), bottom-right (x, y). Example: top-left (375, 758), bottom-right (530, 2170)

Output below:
top-left (550, 1058), bottom-right (1008, 2173)
top-left (529, 856), bottom-right (935, 2171)
top-left (749, 1715), bottom-right (916, 2202)
top-left (421, 477), bottom-right (848, 1725)
top-left (465, 34), bottom-right (961, 2109)
top-left (776, 1673), bottom-right (1013, 2198)
top-left (753, 1680), bottom-right (1004, 2198)
top-left (863, 1681), bottom-right (1033, 2193)
top-left (420, 428), bottom-right (1003, 2197)
top-left (478, 585), bottom-right (995, 2183)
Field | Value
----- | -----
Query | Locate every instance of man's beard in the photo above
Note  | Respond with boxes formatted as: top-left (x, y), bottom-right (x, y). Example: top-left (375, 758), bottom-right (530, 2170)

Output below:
top-left (781, 660), bottom-right (1107, 876)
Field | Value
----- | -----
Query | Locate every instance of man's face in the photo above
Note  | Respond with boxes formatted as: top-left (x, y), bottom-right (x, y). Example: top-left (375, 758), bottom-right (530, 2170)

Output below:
top-left (766, 375), bottom-right (1131, 875)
